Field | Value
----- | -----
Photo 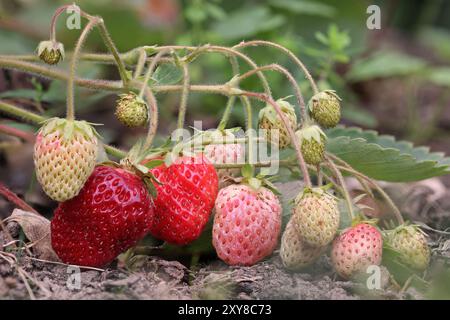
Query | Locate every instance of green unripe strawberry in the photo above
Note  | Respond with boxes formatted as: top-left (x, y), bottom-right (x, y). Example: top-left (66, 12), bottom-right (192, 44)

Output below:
top-left (115, 92), bottom-right (149, 127)
top-left (34, 118), bottom-right (99, 201)
top-left (37, 40), bottom-right (65, 65)
top-left (280, 219), bottom-right (324, 270)
top-left (295, 125), bottom-right (326, 166)
top-left (259, 99), bottom-right (297, 149)
top-left (292, 187), bottom-right (340, 247)
top-left (309, 90), bottom-right (341, 128)
top-left (387, 225), bottom-right (431, 271)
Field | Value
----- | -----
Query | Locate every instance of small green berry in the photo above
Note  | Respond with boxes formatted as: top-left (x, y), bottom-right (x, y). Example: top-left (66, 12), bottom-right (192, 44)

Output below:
top-left (259, 99), bottom-right (297, 149)
top-left (296, 125), bottom-right (326, 166)
top-left (309, 90), bottom-right (341, 128)
top-left (115, 92), bottom-right (149, 128)
top-left (37, 40), bottom-right (65, 65)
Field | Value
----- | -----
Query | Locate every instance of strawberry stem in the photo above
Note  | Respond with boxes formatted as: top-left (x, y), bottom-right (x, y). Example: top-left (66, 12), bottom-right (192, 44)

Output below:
top-left (233, 40), bottom-right (320, 95)
top-left (176, 62), bottom-right (190, 136)
top-left (49, 4), bottom-right (73, 42)
top-left (328, 153), bottom-right (405, 225)
top-left (0, 182), bottom-right (40, 215)
top-left (237, 63), bottom-right (308, 124)
top-left (66, 18), bottom-right (98, 121)
top-left (325, 156), bottom-right (354, 220)
top-left (241, 91), bottom-right (312, 188)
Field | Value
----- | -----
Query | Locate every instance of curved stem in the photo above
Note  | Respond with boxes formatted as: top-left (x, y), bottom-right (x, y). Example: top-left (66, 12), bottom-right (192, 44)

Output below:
top-left (0, 124), bottom-right (35, 142)
top-left (142, 87), bottom-right (159, 150)
top-left (238, 63), bottom-right (308, 123)
top-left (241, 91), bottom-right (312, 187)
top-left (49, 4), bottom-right (74, 41)
top-left (96, 19), bottom-right (129, 86)
top-left (138, 50), bottom-right (168, 98)
top-left (0, 100), bottom-right (45, 124)
top-left (177, 63), bottom-right (190, 133)
top-left (233, 40), bottom-right (319, 94)
top-left (217, 55), bottom-right (240, 131)
top-left (66, 18), bottom-right (98, 120)
top-left (325, 156), bottom-right (354, 221)
top-left (242, 96), bottom-right (255, 165)
top-left (133, 49), bottom-right (147, 79)
top-left (327, 153), bottom-right (405, 225)
top-left (155, 45), bottom-right (272, 97)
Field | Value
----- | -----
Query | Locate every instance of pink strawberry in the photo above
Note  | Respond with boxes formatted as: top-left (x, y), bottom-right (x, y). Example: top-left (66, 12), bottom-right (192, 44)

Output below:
top-left (204, 130), bottom-right (244, 189)
top-left (51, 165), bottom-right (155, 267)
top-left (212, 184), bottom-right (282, 266)
top-left (331, 223), bottom-right (383, 279)
top-left (149, 153), bottom-right (218, 245)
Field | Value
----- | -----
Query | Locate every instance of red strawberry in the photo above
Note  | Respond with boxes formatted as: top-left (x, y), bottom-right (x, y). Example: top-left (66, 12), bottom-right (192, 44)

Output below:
top-left (212, 184), bottom-right (282, 266)
top-left (51, 165), bottom-right (155, 267)
top-left (331, 223), bottom-right (383, 279)
top-left (149, 154), bottom-right (218, 245)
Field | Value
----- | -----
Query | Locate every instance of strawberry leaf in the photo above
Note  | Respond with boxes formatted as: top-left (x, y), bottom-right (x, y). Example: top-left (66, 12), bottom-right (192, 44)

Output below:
top-left (326, 126), bottom-right (450, 182)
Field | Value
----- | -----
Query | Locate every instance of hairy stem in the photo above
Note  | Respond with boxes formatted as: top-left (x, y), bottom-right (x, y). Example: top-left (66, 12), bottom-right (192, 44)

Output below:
top-left (233, 40), bottom-right (319, 94)
top-left (96, 19), bottom-right (129, 86)
top-left (0, 182), bottom-right (39, 215)
top-left (328, 153), bottom-right (405, 225)
top-left (0, 100), bottom-right (45, 123)
top-left (142, 87), bottom-right (159, 150)
top-left (155, 45), bottom-right (272, 96)
top-left (49, 4), bottom-right (74, 41)
top-left (138, 50), bottom-right (168, 98)
top-left (67, 18), bottom-right (98, 120)
top-left (0, 124), bottom-right (35, 142)
top-left (177, 63), bottom-right (190, 134)
top-left (238, 63), bottom-right (308, 122)
top-left (241, 91), bottom-right (312, 187)
top-left (133, 49), bottom-right (147, 79)
top-left (325, 156), bottom-right (354, 221)
top-left (217, 56), bottom-right (240, 131)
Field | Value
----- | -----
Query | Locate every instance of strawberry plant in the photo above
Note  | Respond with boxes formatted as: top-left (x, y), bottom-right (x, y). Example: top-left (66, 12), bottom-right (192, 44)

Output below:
top-left (0, 3), bottom-right (449, 297)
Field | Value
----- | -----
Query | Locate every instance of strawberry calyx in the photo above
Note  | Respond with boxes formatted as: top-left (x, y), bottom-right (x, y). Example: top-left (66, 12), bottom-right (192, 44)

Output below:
top-left (237, 164), bottom-right (280, 194)
top-left (258, 97), bottom-right (296, 125)
top-left (295, 123), bottom-right (327, 144)
top-left (38, 117), bottom-right (100, 141)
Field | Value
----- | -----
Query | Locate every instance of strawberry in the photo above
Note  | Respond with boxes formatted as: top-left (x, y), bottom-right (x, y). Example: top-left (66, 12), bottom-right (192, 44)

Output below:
top-left (115, 92), bottom-right (148, 128)
top-left (34, 118), bottom-right (99, 202)
top-left (212, 183), bottom-right (282, 266)
top-left (37, 40), bottom-right (65, 65)
top-left (204, 130), bottom-right (244, 189)
top-left (295, 124), bottom-right (326, 166)
top-left (331, 223), bottom-right (383, 279)
top-left (259, 99), bottom-right (297, 149)
top-left (292, 187), bottom-right (339, 247)
top-left (387, 225), bottom-right (430, 271)
top-left (149, 154), bottom-right (218, 245)
top-left (309, 90), bottom-right (341, 128)
top-left (51, 165), bottom-right (155, 267)
top-left (280, 219), bottom-right (324, 270)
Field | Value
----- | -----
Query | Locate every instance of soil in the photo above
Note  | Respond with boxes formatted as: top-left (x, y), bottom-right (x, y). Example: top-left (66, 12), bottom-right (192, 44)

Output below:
top-left (0, 180), bottom-right (448, 300)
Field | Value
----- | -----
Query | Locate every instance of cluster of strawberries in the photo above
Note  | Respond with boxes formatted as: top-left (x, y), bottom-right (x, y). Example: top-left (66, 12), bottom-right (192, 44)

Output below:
top-left (33, 83), bottom-right (430, 280)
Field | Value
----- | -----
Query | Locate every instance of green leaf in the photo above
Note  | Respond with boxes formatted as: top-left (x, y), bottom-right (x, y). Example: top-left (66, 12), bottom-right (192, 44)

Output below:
top-left (347, 51), bottom-right (427, 82)
top-left (241, 164), bottom-right (254, 179)
top-left (269, 0), bottom-right (336, 17)
top-left (0, 89), bottom-right (38, 100)
top-left (152, 63), bottom-right (183, 85)
top-left (211, 7), bottom-right (285, 40)
top-left (426, 68), bottom-right (450, 87)
top-left (326, 126), bottom-right (450, 182)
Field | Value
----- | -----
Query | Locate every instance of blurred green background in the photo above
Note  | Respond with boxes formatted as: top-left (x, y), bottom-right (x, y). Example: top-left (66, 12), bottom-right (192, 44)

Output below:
top-left (0, 0), bottom-right (449, 156)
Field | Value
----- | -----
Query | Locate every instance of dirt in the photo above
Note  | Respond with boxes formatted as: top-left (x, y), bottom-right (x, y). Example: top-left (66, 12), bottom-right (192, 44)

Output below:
top-left (0, 178), bottom-right (449, 300)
